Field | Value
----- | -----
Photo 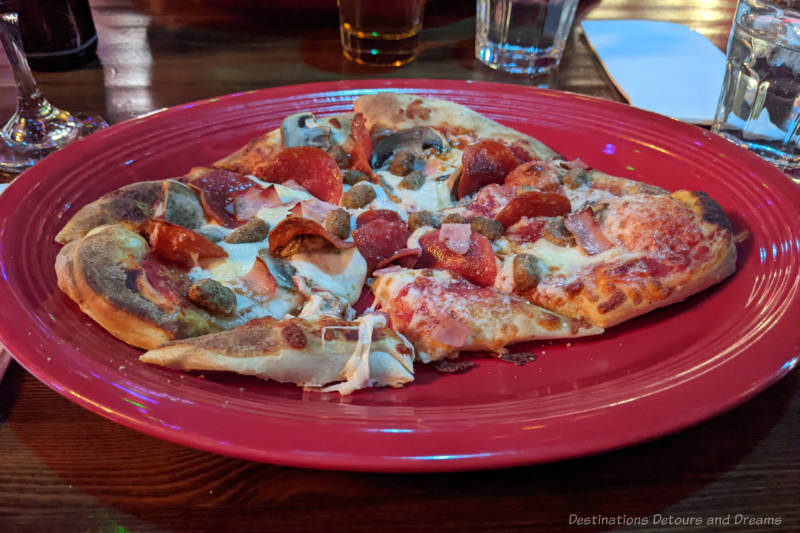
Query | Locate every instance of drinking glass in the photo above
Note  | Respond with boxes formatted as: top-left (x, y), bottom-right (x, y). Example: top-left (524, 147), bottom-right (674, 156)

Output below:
top-left (712, 0), bottom-right (800, 171)
top-left (475, 0), bottom-right (580, 76)
top-left (337, 0), bottom-right (426, 67)
top-left (0, 10), bottom-right (106, 174)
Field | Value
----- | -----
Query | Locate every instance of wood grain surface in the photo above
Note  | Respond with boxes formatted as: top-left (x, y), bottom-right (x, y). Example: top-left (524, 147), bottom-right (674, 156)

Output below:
top-left (1, 1), bottom-right (798, 532)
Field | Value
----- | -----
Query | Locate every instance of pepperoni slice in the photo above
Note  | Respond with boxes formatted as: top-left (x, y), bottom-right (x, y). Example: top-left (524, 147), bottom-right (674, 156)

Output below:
top-left (508, 145), bottom-right (532, 165)
top-left (375, 247), bottom-right (422, 270)
top-left (457, 141), bottom-right (519, 199)
top-left (352, 219), bottom-right (411, 274)
top-left (268, 216), bottom-right (354, 258)
top-left (253, 146), bottom-right (343, 204)
top-left (147, 219), bottom-right (228, 268)
top-left (506, 218), bottom-right (546, 245)
top-left (349, 112), bottom-right (374, 177)
top-left (417, 230), bottom-right (497, 287)
top-left (565, 208), bottom-right (613, 255)
top-left (189, 168), bottom-right (260, 228)
top-left (495, 191), bottom-right (571, 228)
top-left (355, 209), bottom-right (403, 228)
top-left (504, 160), bottom-right (561, 191)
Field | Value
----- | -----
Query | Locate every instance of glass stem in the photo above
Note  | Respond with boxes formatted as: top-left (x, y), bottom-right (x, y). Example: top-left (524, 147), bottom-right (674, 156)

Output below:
top-left (0, 12), bottom-right (53, 119)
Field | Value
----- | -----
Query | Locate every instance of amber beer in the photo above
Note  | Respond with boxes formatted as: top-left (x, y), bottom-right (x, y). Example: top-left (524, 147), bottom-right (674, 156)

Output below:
top-left (337, 0), bottom-right (426, 67)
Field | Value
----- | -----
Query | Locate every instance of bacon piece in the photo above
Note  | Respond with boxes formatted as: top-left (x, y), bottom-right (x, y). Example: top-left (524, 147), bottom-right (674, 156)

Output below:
top-left (439, 223), bottom-right (472, 254)
top-left (253, 146), bottom-right (343, 204)
top-left (348, 112), bottom-right (374, 177)
top-left (375, 247), bottom-right (422, 270)
top-left (355, 209), bottom-right (402, 228)
top-left (457, 141), bottom-right (519, 199)
top-left (189, 169), bottom-right (259, 228)
top-left (495, 191), bottom-right (571, 228)
top-left (233, 185), bottom-right (281, 221)
top-left (417, 230), bottom-right (497, 287)
top-left (504, 160), bottom-right (561, 191)
top-left (465, 183), bottom-right (516, 218)
top-left (506, 217), bottom-right (547, 245)
top-left (430, 316), bottom-right (472, 348)
top-left (564, 208), bottom-right (613, 255)
top-left (242, 257), bottom-right (277, 298)
top-left (146, 219), bottom-right (228, 268)
top-left (290, 198), bottom-right (338, 225)
top-left (268, 216), bottom-right (354, 257)
top-left (352, 219), bottom-right (411, 274)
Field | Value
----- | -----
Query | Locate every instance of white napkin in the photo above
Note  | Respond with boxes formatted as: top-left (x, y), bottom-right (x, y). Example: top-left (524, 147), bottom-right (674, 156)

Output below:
top-left (582, 20), bottom-right (728, 124)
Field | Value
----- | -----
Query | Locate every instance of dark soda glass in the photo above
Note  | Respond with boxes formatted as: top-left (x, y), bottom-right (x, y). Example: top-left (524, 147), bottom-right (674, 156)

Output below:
top-left (16, 0), bottom-right (98, 71)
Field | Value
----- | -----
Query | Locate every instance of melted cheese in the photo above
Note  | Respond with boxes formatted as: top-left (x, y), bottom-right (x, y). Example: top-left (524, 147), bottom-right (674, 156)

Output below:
top-left (317, 312), bottom-right (386, 395)
top-left (290, 247), bottom-right (367, 304)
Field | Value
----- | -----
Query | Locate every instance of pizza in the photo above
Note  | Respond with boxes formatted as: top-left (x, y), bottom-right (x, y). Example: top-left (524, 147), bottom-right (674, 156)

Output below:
top-left (54, 92), bottom-right (737, 394)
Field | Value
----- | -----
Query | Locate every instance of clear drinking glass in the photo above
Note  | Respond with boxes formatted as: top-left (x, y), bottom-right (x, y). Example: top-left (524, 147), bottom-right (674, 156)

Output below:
top-left (475, 0), bottom-right (580, 76)
top-left (0, 10), bottom-right (106, 174)
top-left (712, 0), bottom-right (800, 171)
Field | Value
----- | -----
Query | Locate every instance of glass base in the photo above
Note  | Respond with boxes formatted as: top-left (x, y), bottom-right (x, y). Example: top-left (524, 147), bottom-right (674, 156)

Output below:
top-left (476, 42), bottom-right (561, 77)
top-left (0, 112), bottom-right (107, 173)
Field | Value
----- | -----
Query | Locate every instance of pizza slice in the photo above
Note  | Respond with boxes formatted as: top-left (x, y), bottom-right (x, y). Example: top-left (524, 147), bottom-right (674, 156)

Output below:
top-left (371, 267), bottom-right (602, 363)
top-left (139, 313), bottom-right (415, 394)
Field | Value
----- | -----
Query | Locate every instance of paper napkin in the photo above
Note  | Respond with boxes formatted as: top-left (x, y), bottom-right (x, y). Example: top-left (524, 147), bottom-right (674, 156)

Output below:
top-left (582, 20), bottom-right (727, 124)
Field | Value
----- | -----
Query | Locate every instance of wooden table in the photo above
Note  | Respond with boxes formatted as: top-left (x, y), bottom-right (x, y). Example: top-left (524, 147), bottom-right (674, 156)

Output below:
top-left (1, 1), bottom-right (797, 531)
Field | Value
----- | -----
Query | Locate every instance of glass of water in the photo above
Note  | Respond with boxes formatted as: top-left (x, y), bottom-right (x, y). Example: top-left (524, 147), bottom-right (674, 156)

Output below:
top-left (475, 0), bottom-right (579, 76)
top-left (712, 0), bottom-right (800, 170)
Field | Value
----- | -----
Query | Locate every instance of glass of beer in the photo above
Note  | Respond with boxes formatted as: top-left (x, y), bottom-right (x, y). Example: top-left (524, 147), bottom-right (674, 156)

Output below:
top-left (337, 0), bottom-right (426, 67)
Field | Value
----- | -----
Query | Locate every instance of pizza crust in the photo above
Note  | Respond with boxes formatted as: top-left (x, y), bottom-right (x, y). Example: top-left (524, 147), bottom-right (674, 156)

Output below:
top-left (140, 315), bottom-right (415, 389)
top-left (56, 224), bottom-right (222, 350)
top-left (354, 92), bottom-right (561, 161)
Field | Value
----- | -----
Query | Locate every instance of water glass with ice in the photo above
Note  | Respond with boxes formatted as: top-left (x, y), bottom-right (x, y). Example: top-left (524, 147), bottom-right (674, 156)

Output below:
top-left (712, 0), bottom-right (800, 170)
top-left (475, 0), bottom-right (579, 76)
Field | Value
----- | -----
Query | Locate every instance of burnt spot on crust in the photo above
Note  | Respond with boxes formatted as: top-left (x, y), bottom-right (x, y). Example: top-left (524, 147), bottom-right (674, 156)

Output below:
top-left (124, 269), bottom-right (140, 292)
top-left (536, 311), bottom-right (565, 331)
top-left (281, 322), bottom-right (307, 350)
top-left (435, 359), bottom-right (477, 373)
top-left (564, 280), bottom-right (584, 297)
top-left (693, 191), bottom-right (734, 232)
top-left (598, 290), bottom-right (627, 314)
top-left (498, 352), bottom-right (537, 366)
top-left (406, 99), bottom-right (432, 120)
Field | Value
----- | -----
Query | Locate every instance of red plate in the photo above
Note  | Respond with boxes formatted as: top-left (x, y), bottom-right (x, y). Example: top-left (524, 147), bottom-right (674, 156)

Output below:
top-left (0, 80), bottom-right (798, 472)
